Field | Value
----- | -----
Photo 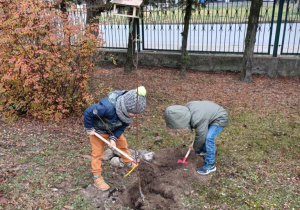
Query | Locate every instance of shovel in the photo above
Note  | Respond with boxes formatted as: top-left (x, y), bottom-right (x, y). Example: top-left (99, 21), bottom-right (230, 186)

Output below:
top-left (94, 132), bottom-right (138, 177)
top-left (177, 148), bottom-right (191, 165)
top-left (177, 131), bottom-right (195, 165)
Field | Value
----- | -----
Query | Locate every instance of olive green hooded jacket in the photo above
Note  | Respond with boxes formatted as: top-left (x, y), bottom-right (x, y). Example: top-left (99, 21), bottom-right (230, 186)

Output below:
top-left (164, 101), bottom-right (229, 150)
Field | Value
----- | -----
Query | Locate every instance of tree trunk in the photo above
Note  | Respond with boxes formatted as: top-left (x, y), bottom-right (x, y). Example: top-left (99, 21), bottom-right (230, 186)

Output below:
top-left (180, 0), bottom-right (193, 77)
top-left (297, 0), bottom-right (300, 12)
top-left (124, 17), bottom-right (138, 73)
top-left (60, 0), bottom-right (67, 13)
top-left (240, 0), bottom-right (263, 83)
top-left (86, 4), bottom-right (99, 24)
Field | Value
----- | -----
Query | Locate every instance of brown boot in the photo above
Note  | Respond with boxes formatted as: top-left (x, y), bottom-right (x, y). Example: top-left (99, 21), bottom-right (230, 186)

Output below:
top-left (93, 175), bottom-right (110, 191)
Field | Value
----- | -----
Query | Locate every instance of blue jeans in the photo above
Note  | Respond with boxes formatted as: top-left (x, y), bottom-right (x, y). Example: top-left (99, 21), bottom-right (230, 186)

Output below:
top-left (200, 125), bottom-right (224, 165)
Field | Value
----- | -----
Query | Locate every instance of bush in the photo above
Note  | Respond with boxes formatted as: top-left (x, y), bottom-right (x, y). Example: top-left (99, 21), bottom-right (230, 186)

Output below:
top-left (0, 0), bottom-right (104, 122)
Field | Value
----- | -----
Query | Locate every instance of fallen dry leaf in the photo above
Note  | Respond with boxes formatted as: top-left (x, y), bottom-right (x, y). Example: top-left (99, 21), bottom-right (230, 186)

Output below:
top-left (44, 205), bottom-right (54, 209)
top-left (57, 167), bottom-right (66, 172)
top-left (63, 205), bottom-right (74, 210)
top-left (0, 196), bottom-right (8, 204)
top-left (80, 155), bottom-right (91, 160)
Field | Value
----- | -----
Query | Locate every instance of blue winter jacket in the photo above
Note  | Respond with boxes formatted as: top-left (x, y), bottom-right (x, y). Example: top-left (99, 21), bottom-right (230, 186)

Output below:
top-left (84, 91), bottom-right (129, 139)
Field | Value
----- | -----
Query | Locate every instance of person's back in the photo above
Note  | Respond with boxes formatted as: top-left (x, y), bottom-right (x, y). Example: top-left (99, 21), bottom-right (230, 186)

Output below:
top-left (186, 101), bottom-right (228, 129)
top-left (84, 91), bottom-right (128, 135)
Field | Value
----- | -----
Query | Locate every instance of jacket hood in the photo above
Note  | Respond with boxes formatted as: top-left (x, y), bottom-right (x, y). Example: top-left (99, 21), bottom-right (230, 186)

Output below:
top-left (164, 105), bottom-right (191, 129)
top-left (107, 90), bottom-right (127, 107)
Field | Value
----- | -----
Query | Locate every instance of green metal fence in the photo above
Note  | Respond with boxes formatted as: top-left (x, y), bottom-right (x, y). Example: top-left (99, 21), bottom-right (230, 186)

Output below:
top-left (93, 0), bottom-right (299, 56)
top-left (280, 0), bottom-right (300, 55)
top-left (141, 0), bottom-right (275, 54)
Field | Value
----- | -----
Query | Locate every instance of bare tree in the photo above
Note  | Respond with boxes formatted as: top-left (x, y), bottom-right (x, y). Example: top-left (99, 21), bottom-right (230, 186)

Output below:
top-left (124, 17), bottom-right (138, 73)
top-left (180, 0), bottom-right (193, 77)
top-left (240, 0), bottom-right (263, 83)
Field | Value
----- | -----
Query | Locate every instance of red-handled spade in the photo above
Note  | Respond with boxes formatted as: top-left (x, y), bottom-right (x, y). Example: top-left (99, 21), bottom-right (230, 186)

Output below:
top-left (177, 148), bottom-right (192, 165)
top-left (177, 131), bottom-right (195, 165)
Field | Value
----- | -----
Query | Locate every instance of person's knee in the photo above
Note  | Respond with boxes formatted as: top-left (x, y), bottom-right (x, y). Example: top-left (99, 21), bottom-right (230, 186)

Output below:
top-left (116, 142), bottom-right (128, 149)
top-left (91, 153), bottom-right (103, 159)
top-left (206, 135), bottom-right (215, 143)
top-left (205, 138), bottom-right (215, 152)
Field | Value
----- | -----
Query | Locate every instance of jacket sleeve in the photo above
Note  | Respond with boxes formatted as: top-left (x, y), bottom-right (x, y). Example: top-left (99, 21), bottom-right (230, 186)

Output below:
top-left (193, 119), bottom-right (209, 151)
top-left (84, 103), bottom-right (108, 131)
top-left (84, 106), bottom-right (95, 131)
top-left (111, 123), bottom-right (129, 139)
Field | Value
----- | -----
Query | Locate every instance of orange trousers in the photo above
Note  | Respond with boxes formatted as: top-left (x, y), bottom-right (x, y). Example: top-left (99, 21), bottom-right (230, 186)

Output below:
top-left (89, 133), bottom-right (132, 175)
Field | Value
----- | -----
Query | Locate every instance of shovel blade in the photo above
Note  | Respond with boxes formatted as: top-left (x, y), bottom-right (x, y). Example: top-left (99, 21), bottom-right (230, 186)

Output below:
top-left (177, 159), bottom-right (188, 165)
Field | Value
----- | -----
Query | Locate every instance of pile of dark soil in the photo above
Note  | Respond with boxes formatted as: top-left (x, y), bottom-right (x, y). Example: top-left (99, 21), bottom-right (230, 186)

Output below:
top-left (114, 147), bottom-right (211, 209)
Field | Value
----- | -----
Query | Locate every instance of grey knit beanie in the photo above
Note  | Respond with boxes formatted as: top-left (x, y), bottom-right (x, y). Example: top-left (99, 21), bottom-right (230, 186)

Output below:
top-left (116, 89), bottom-right (146, 123)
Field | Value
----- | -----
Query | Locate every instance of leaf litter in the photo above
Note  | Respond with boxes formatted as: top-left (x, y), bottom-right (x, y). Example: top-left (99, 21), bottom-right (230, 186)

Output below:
top-left (0, 67), bottom-right (299, 209)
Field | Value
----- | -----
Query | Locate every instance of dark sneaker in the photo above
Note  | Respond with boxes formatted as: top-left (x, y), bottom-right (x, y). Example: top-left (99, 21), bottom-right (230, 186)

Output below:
top-left (197, 164), bottom-right (216, 175)
top-left (195, 150), bottom-right (206, 156)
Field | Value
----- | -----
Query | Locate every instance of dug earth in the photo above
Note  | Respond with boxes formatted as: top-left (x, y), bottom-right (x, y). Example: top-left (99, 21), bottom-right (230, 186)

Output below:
top-left (80, 147), bottom-right (212, 209)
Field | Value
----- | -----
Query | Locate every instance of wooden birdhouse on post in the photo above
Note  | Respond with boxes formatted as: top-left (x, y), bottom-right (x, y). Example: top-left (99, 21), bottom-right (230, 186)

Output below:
top-left (111, 0), bottom-right (142, 18)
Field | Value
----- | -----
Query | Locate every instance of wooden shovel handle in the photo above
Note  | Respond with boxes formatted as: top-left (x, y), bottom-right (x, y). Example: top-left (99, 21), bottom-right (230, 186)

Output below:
top-left (94, 132), bottom-right (134, 162)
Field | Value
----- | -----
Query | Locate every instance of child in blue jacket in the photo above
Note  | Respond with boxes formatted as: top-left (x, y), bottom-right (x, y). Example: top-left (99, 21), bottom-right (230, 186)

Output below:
top-left (84, 86), bottom-right (146, 191)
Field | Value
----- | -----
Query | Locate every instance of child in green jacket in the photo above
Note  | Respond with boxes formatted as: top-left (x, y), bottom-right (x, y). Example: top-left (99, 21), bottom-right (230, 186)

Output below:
top-left (164, 101), bottom-right (228, 175)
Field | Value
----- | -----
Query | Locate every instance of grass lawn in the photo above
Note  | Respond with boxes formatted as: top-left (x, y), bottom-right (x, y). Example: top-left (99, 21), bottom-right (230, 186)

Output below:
top-left (0, 67), bottom-right (299, 209)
